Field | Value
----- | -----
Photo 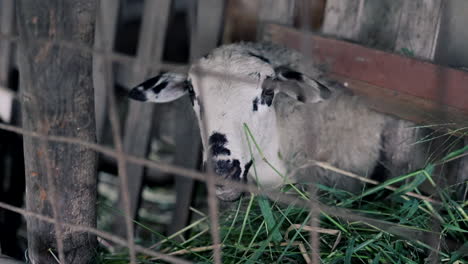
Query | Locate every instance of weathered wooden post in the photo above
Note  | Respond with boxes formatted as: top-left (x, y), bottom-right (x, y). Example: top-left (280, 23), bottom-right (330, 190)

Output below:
top-left (16, 0), bottom-right (98, 263)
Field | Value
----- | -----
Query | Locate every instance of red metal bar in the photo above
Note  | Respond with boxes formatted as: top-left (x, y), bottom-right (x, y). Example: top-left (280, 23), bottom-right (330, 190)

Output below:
top-left (266, 24), bottom-right (468, 127)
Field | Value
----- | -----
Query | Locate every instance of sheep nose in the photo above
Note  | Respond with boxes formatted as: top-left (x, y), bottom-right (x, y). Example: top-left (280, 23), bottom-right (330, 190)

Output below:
top-left (211, 159), bottom-right (243, 201)
top-left (215, 185), bottom-right (242, 201)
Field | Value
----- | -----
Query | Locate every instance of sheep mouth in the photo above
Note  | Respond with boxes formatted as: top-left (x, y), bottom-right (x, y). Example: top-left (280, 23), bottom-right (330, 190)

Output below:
top-left (212, 159), bottom-right (243, 201)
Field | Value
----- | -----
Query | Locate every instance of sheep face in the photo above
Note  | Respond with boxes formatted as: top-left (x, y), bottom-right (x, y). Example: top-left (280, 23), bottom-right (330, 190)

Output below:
top-left (128, 45), bottom-right (330, 201)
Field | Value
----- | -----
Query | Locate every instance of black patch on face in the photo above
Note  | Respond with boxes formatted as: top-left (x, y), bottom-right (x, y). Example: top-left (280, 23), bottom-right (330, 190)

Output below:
top-left (242, 160), bottom-right (253, 180)
top-left (137, 75), bottom-right (161, 90)
top-left (209, 132), bottom-right (227, 145)
top-left (211, 145), bottom-right (231, 156)
top-left (260, 89), bottom-right (274, 107)
top-left (214, 159), bottom-right (242, 181)
top-left (252, 97), bottom-right (259, 111)
top-left (280, 70), bottom-right (303, 81)
top-left (247, 52), bottom-right (270, 64)
top-left (209, 132), bottom-right (231, 157)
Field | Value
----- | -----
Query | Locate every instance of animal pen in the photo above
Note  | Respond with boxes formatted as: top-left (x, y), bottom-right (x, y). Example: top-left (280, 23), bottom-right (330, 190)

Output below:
top-left (0, 0), bottom-right (467, 263)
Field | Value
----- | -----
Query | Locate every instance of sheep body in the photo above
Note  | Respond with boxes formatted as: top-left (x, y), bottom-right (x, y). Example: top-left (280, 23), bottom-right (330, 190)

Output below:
top-left (129, 41), bottom-right (464, 199)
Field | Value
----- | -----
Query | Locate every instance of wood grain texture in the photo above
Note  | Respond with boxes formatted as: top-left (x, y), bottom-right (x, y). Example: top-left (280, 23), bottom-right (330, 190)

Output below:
top-left (257, 0), bottom-right (296, 39)
top-left (188, 0), bottom-right (225, 60)
top-left (395, 0), bottom-right (442, 59)
top-left (222, 0), bottom-right (261, 43)
top-left (0, 0), bottom-right (15, 87)
top-left (258, 0), bottom-right (296, 25)
top-left (434, 0), bottom-right (468, 67)
top-left (112, 0), bottom-right (172, 238)
top-left (322, 0), bottom-right (362, 40)
top-left (16, 0), bottom-right (98, 263)
top-left (168, 0), bottom-right (225, 237)
top-left (93, 0), bottom-right (120, 141)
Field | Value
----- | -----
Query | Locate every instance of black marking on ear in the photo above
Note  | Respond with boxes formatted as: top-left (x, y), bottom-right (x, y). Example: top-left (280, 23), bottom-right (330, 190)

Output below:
top-left (209, 132), bottom-right (231, 157)
top-left (214, 159), bottom-right (242, 181)
top-left (260, 89), bottom-right (274, 107)
top-left (280, 70), bottom-right (303, 81)
top-left (242, 160), bottom-right (253, 180)
top-left (128, 88), bottom-right (148, 101)
top-left (137, 75), bottom-right (161, 90)
top-left (252, 97), bottom-right (259, 111)
top-left (247, 52), bottom-right (270, 63)
top-left (152, 81), bottom-right (169, 94)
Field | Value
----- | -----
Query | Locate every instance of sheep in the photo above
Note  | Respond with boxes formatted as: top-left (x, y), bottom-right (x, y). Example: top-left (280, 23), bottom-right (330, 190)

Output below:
top-left (128, 42), bottom-right (461, 201)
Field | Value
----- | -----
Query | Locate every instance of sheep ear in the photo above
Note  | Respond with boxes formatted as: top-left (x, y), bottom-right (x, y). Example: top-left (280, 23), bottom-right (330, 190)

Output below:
top-left (128, 72), bottom-right (189, 103)
top-left (271, 66), bottom-right (331, 103)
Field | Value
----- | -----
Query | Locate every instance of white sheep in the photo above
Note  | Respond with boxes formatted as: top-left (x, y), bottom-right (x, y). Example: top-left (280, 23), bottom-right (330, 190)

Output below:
top-left (128, 42), bottom-right (460, 201)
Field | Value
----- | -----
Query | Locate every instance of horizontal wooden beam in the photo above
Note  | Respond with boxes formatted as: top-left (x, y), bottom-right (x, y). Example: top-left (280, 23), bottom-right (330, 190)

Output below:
top-left (265, 24), bottom-right (468, 128)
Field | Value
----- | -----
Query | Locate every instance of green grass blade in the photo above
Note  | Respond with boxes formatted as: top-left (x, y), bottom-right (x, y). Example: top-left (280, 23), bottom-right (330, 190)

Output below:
top-left (257, 196), bottom-right (283, 242)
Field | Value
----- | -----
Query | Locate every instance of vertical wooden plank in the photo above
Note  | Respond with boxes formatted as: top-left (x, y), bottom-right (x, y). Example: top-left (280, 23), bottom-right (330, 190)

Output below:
top-left (93, 0), bottom-right (120, 141)
top-left (257, 0), bottom-right (296, 39)
top-left (323, 0), bottom-right (442, 56)
top-left (189, 0), bottom-right (225, 59)
top-left (322, 0), bottom-right (363, 40)
top-left (0, 1), bottom-right (20, 257)
top-left (324, 0), bottom-right (405, 50)
top-left (395, 0), bottom-right (442, 59)
top-left (17, 0), bottom-right (98, 262)
top-left (168, 0), bottom-right (225, 237)
top-left (434, 0), bottom-right (468, 67)
top-left (258, 0), bottom-right (296, 25)
top-left (112, 0), bottom-right (172, 237)
top-left (0, 0), bottom-right (14, 87)
top-left (294, 0), bottom-right (327, 30)
top-left (355, 0), bottom-right (404, 50)
top-left (222, 0), bottom-right (261, 43)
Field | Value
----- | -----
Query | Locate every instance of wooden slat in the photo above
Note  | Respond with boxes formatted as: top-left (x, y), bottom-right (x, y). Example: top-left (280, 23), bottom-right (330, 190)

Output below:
top-left (0, 0), bottom-right (14, 87)
top-left (434, 0), bottom-right (468, 67)
top-left (322, 0), bottom-right (362, 40)
top-left (323, 0), bottom-right (442, 55)
top-left (257, 0), bottom-right (296, 39)
top-left (93, 0), bottom-right (120, 141)
top-left (265, 24), bottom-right (468, 127)
top-left (17, 0), bottom-right (98, 261)
top-left (394, 0), bottom-right (442, 59)
top-left (258, 0), bottom-right (296, 25)
top-left (189, 0), bottom-right (225, 60)
top-left (222, 0), bottom-right (261, 43)
top-left (168, 0), bottom-right (225, 237)
top-left (112, 0), bottom-right (172, 237)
